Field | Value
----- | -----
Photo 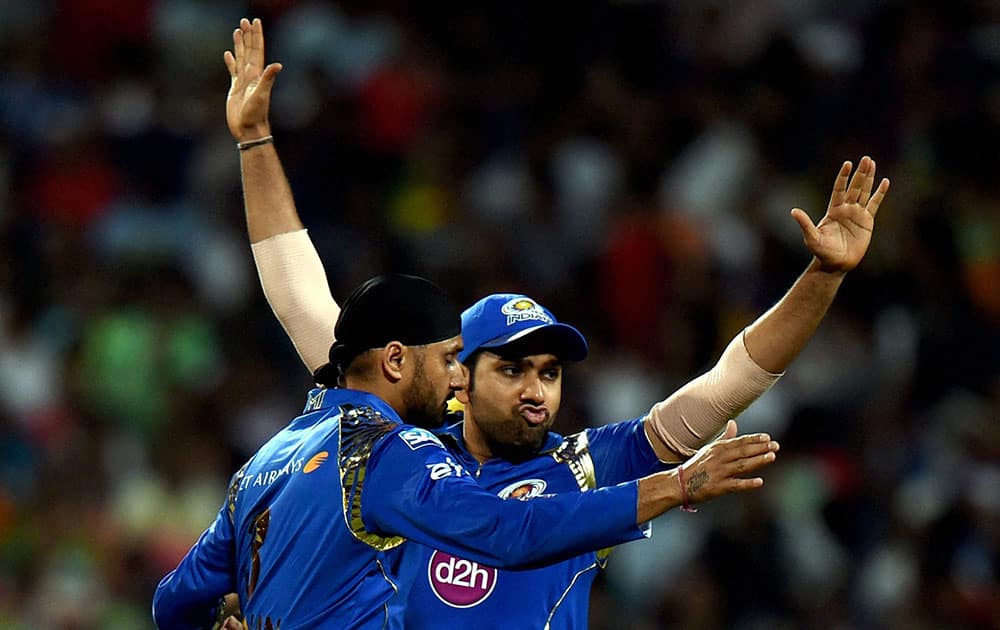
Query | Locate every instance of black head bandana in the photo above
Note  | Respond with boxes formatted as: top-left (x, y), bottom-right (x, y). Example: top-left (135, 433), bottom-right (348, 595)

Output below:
top-left (313, 274), bottom-right (461, 387)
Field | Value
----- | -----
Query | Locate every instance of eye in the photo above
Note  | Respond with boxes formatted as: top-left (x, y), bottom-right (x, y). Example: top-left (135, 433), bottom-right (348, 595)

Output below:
top-left (500, 365), bottom-right (521, 377)
top-left (542, 368), bottom-right (561, 381)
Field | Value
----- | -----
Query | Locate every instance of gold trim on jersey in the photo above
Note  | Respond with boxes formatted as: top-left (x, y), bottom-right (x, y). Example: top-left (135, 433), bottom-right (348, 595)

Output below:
top-left (550, 431), bottom-right (613, 561)
top-left (227, 462), bottom-right (249, 524)
top-left (338, 404), bottom-right (405, 551)
top-left (550, 431), bottom-right (597, 492)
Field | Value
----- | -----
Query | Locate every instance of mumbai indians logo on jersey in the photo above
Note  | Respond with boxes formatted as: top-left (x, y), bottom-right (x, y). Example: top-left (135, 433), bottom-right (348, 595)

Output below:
top-left (501, 298), bottom-right (553, 326)
top-left (497, 478), bottom-right (548, 500)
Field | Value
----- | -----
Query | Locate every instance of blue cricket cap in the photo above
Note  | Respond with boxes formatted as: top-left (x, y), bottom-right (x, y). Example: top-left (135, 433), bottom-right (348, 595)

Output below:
top-left (458, 294), bottom-right (588, 363)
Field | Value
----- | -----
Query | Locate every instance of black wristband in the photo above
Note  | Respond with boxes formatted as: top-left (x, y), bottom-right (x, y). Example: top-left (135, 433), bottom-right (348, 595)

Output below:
top-left (237, 135), bottom-right (274, 151)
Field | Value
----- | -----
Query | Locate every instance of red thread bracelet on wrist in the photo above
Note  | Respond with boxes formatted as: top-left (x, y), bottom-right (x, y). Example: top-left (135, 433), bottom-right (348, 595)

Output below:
top-left (677, 464), bottom-right (698, 513)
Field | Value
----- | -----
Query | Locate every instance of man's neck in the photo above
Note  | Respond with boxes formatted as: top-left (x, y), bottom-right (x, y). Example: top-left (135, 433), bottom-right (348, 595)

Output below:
top-left (344, 376), bottom-right (403, 418)
top-left (460, 412), bottom-right (494, 464)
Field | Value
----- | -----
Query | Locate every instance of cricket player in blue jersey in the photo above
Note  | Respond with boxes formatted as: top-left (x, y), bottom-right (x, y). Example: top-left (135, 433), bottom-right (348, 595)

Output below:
top-left (153, 269), bottom-right (778, 630)
top-left (223, 17), bottom-right (887, 629)
top-left (152, 19), bottom-right (784, 630)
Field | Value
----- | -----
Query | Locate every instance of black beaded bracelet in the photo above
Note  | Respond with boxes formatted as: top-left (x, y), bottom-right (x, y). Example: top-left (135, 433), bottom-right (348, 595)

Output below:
top-left (237, 135), bottom-right (274, 151)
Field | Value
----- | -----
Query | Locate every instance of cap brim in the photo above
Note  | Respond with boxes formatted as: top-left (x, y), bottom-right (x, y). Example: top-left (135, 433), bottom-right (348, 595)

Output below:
top-left (480, 323), bottom-right (589, 361)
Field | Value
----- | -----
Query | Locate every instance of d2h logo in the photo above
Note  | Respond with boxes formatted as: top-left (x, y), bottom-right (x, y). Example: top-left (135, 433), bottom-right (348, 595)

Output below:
top-left (427, 550), bottom-right (498, 608)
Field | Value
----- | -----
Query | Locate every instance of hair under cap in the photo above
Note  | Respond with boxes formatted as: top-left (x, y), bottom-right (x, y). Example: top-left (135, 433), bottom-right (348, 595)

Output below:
top-left (314, 274), bottom-right (461, 386)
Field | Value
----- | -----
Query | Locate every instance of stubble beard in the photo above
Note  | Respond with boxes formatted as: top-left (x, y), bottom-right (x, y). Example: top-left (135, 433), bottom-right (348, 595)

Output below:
top-left (402, 364), bottom-right (447, 430)
top-left (476, 403), bottom-right (552, 463)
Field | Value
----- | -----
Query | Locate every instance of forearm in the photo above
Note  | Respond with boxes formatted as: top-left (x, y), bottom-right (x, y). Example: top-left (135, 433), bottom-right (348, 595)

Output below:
top-left (743, 258), bottom-right (846, 373)
top-left (636, 470), bottom-right (682, 523)
top-left (239, 142), bottom-right (303, 243)
top-left (394, 482), bottom-right (651, 568)
top-left (638, 427), bottom-right (777, 520)
top-left (251, 230), bottom-right (339, 372)
top-left (644, 332), bottom-right (780, 462)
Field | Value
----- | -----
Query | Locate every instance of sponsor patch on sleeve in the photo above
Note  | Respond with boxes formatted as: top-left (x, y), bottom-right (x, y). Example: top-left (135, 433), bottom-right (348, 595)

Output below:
top-left (399, 427), bottom-right (444, 451)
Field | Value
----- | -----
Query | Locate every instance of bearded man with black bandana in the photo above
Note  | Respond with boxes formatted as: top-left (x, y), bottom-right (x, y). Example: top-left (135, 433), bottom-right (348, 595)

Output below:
top-left (151, 19), bottom-right (791, 630)
top-left (231, 15), bottom-right (888, 630)
top-left (153, 273), bottom-right (690, 630)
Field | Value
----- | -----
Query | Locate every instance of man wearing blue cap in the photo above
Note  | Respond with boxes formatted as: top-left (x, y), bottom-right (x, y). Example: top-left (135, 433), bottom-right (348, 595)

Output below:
top-left (154, 19), bottom-right (787, 630)
top-left (225, 17), bottom-right (888, 628)
top-left (152, 268), bottom-right (777, 630)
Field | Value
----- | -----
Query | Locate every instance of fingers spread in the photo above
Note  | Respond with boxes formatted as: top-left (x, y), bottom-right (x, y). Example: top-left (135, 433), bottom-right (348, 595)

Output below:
top-left (829, 161), bottom-right (852, 208)
top-left (867, 178), bottom-right (890, 218)
top-left (844, 156), bottom-right (870, 205)
top-left (261, 62), bottom-right (283, 81)
top-left (234, 25), bottom-right (245, 66)
top-left (727, 477), bottom-right (765, 493)
top-left (857, 158), bottom-right (877, 206)
top-left (710, 432), bottom-right (776, 464)
top-left (722, 419), bottom-right (737, 439)
top-left (790, 208), bottom-right (818, 244)
top-left (251, 17), bottom-right (264, 70)
top-left (737, 450), bottom-right (777, 472)
top-left (727, 438), bottom-right (779, 462)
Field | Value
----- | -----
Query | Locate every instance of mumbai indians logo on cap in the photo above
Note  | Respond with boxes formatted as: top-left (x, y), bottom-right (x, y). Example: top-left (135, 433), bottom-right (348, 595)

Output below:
top-left (500, 298), bottom-right (553, 326)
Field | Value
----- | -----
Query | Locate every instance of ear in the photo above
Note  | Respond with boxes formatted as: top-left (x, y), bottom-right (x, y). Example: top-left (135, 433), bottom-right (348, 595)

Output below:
top-left (381, 341), bottom-right (406, 383)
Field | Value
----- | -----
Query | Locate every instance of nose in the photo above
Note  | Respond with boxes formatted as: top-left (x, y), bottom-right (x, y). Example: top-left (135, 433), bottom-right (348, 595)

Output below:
top-left (520, 373), bottom-right (544, 403)
top-left (449, 362), bottom-right (468, 391)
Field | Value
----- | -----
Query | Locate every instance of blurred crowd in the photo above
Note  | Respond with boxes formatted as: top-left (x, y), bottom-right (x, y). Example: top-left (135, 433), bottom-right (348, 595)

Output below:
top-left (0, 1), bottom-right (998, 628)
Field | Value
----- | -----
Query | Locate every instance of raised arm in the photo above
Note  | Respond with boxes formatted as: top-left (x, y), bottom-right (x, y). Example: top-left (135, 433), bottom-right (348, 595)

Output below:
top-left (747, 156), bottom-right (889, 369)
top-left (644, 158), bottom-right (890, 462)
top-left (226, 18), bottom-right (338, 372)
top-left (225, 17), bottom-right (297, 242)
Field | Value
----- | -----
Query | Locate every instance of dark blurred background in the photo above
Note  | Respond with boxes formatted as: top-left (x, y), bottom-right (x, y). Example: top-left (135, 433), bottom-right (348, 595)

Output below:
top-left (0, 1), bottom-right (998, 628)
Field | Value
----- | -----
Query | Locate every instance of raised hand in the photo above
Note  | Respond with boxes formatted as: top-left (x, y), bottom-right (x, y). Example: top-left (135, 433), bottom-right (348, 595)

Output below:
top-left (680, 420), bottom-right (780, 506)
top-left (223, 17), bottom-right (282, 142)
top-left (791, 156), bottom-right (890, 274)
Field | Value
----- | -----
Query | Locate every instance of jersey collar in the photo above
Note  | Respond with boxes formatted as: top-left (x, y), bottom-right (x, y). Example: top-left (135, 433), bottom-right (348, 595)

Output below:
top-left (301, 387), bottom-right (398, 419)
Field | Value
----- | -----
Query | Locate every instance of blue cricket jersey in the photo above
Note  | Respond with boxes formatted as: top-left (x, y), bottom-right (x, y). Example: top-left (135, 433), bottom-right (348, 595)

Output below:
top-left (389, 415), bottom-right (670, 629)
top-left (152, 389), bottom-right (651, 630)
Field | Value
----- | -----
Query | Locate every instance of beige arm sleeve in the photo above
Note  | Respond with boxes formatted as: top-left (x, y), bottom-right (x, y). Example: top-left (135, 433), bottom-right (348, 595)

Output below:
top-left (645, 330), bottom-right (781, 461)
top-left (250, 229), bottom-right (339, 374)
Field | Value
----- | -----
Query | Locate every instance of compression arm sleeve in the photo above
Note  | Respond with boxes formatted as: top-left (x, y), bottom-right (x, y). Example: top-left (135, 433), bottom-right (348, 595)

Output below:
top-left (361, 428), bottom-right (648, 569)
top-left (251, 229), bottom-right (339, 373)
top-left (645, 329), bottom-right (781, 460)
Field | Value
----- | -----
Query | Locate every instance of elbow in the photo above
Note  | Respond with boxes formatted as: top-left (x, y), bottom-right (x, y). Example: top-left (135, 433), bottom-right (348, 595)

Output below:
top-left (151, 583), bottom-right (174, 630)
top-left (489, 549), bottom-right (531, 570)
top-left (151, 597), bottom-right (169, 630)
top-left (151, 575), bottom-right (194, 630)
top-left (477, 536), bottom-right (553, 569)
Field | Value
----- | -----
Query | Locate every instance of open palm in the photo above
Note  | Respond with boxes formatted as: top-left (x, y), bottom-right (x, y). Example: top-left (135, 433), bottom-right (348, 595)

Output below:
top-left (223, 18), bottom-right (282, 142)
top-left (791, 156), bottom-right (890, 273)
